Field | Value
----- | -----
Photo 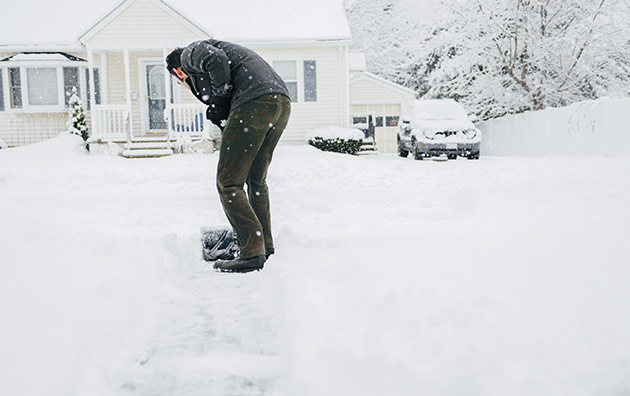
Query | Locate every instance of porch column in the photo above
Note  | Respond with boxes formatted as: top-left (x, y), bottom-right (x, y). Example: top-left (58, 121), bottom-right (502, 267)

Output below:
top-left (123, 49), bottom-right (133, 139)
top-left (162, 48), bottom-right (173, 145)
top-left (87, 49), bottom-right (97, 136)
top-left (99, 51), bottom-right (109, 105)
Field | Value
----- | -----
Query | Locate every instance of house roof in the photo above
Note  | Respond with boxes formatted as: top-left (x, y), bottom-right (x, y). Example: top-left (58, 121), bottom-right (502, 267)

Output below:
top-left (350, 71), bottom-right (417, 97)
top-left (0, 0), bottom-right (352, 49)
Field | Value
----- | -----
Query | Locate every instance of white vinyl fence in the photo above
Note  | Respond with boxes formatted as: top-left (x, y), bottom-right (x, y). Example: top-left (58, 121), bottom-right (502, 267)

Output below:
top-left (478, 98), bottom-right (630, 156)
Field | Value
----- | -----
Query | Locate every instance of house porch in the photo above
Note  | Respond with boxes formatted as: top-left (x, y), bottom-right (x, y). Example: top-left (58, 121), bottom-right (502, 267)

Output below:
top-left (84, 46), bottom-right (219, 156)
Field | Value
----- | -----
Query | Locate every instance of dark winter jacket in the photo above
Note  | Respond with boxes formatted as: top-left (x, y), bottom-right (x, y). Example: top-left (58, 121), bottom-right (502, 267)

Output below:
top-left (180, 39), bottom-right (290, 111)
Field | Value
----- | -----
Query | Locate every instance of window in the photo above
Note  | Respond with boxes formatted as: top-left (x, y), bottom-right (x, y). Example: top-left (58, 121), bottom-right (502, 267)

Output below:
top-left (386, 116), bottom-right (399, 127)
top-left (0, 70), bottom-right (4, 111)
top-left (273, 61), bottom-right (297, 102)
top-left (375, 116), bottom-right (383, 127)
top-left (352, 116), bottom-right (367, 124)
top-left (5, 64), bottom-right (92, 111)
top-left (27, 68), bottom-right (59, 106)
top-left (9, 68), bottom-right (22, 109)
top-left (304, 60), bottom-right (317, 102)
top-left (85, 68), bottom-right (101, 110)
top-left (63, 67), bottom-right (79, 107)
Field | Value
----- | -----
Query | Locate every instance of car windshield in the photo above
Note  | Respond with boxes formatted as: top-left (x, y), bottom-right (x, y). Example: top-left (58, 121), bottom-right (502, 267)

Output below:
top-left (413, 101), bottom-right (469, 121)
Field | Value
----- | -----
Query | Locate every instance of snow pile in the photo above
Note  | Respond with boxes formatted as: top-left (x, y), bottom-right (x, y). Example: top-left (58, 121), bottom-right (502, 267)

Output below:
top-left (0, 132), bottom-right (88, 160)
top-left (305, 126), bottom-right (365, 142)
top-left (2, 134), bottom-right (630, 395)
top-left (478, 97), bottom-right (630, 156)
top-left (267, 147), bottom-right (630, 396)
top-left (0, 136), bottom-right (7, 149)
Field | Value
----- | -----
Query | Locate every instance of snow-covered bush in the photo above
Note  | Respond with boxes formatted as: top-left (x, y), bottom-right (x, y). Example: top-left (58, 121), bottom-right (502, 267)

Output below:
top-left (67, 87), bottom-right (89, 144)
top-left (306, 127), bottom-right (365, 155)
top-left (346, 0), bottom-right (630, 121)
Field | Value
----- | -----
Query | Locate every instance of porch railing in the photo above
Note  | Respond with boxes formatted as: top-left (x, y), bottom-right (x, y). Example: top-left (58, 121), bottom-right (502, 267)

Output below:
top-left (167, 104), bottom-right (212, 138)
top-left (92, 104), bottom-right (131, 138)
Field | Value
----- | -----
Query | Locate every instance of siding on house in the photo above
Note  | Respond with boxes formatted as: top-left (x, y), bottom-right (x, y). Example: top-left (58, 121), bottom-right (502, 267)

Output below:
top-left (350, 77), bottom-right (412, 103)
top-left (86, 0), bottom-right (349, 142)
top-left (90, 0), bottom-right (200, 42)
top-left (96, 45), bottom-right (348, 142)
top-left (256, 46), bottom-right (349, 142)
top-left (1, 0), bottom-right (352, 146)
top-left (104, 50), bottom-right (163, 135)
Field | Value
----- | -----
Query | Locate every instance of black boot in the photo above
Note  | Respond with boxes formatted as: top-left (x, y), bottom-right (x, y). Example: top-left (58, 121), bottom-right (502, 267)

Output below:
top-left (265, 247), bottom-right (275, 259)
top-left (213, 255), bottom-right (266, 273)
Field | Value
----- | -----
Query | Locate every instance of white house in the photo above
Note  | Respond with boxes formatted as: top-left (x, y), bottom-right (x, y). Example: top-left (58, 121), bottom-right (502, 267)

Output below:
top-left (0, 0), bottom-right (415, 154)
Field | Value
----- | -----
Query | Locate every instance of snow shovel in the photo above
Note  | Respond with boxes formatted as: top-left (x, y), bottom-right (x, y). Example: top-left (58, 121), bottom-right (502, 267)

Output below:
top-left (200, 226), bottom-right (239, 261)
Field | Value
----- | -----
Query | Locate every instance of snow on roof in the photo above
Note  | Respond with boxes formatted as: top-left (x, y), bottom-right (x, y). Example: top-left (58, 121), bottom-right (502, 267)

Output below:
top-left (172, 0), bottom-right (352, 42)
top-left (349, 52), bottom-right (366, 71)
top-left (408, 99), bottom-right (470, 121)
top-left (2, 53), bottom-right (86, 62)
top-left (0, 0), bottom-right (119, 47)
top-left (0, 0), bottom-right (351, 48)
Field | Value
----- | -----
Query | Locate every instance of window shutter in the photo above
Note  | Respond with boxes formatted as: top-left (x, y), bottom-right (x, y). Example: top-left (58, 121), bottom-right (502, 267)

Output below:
top-left (85, 68), bottom-right (101, 110)
top-left (304, 61), bottom-right (317, 102)
top-left (9, 68), bottom-right (22, 109)
top-left (0, 70), bottom-right (5, 111)
top-left (63, 67), bottom-right (79, 107)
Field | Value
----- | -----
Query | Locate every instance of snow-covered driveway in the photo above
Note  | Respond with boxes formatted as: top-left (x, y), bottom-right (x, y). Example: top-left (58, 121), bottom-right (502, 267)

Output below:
top-left (1, 135), bottom-right (629, 396)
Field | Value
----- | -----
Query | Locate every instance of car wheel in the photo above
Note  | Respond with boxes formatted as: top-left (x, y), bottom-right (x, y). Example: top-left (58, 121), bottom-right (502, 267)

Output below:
top-left (447, 154), bottom-right (457, 160)
top-left (467, 152), bottom-right (480, 160)
top-left (411, 138), bottom-right (423, 160)
top-left (397, 137), bottom-right (409, 158)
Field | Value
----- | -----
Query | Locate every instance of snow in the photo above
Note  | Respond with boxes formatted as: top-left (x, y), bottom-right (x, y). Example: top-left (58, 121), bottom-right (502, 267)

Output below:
top-left (0, 136), bottom-right (7, 149)
top-left (402, 100), bottom-right (478, 141)
top-left (167, 0), bottom-right (351, 42)
top-left (349, 52), bottom-right (367, 71)
top-left (0, 0), bottom-right (350, 47)
top-left (8, 53), bottom-right (77, 62)
top-left (406, 99), bottom-right (471, 121)
top-left (1, 134), bottom-right (630, 395)
top-left (0, 0), bottom-right (118, 46)
top-left (305, 126), bottom-right (365, 142)
top-left (479, 98), bottom-right (630, 156)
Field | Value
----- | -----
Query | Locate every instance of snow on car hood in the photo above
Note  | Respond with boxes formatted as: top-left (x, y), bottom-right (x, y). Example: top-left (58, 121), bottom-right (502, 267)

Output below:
top-left (409, 119), bottom-right (480, 142)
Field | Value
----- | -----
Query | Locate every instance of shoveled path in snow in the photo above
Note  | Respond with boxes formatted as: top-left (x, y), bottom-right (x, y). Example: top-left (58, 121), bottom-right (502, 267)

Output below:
top-left (120, 266), bottom-right (281, 396)
top-left (3, 136), bottom-right (630, 396)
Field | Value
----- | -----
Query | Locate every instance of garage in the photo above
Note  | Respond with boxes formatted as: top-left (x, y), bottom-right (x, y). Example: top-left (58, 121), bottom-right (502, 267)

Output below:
top-left (349, 68), bottom-right (416, 153)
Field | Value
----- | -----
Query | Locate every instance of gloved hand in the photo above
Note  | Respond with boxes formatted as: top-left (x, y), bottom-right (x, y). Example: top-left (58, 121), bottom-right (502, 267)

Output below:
top-left (206, 95), bottom-right (231, 125)
top-left (209, 117), bottom-right (225, 132)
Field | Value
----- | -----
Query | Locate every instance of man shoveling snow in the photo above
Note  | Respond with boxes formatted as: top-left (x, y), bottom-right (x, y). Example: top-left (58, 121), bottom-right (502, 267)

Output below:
top-left (166, 39), bottom-right (291, 273)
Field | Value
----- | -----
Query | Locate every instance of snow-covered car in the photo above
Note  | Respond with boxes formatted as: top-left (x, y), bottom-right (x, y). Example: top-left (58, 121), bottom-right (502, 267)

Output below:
top-left (397, 99), bottom-right (481, 160)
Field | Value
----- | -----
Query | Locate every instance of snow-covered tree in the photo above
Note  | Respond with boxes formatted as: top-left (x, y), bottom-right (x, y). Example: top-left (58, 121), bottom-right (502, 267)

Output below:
top-left (345, 0), bottom-right (630, 120)
top-left (400, 0), bottom-right (630, 119)
top-left (67, 87), bottom-right (89, 142)
top-left (344, 0), bottom-right (440, 90)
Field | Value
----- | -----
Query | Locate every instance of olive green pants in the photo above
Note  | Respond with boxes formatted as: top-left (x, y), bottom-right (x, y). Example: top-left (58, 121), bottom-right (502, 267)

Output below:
top-left (216, 94), bottom-right (291, 259)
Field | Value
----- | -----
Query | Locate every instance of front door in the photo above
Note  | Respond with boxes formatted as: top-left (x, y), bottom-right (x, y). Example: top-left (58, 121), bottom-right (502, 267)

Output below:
top-left (144, 63), bottom-right (167, 131)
